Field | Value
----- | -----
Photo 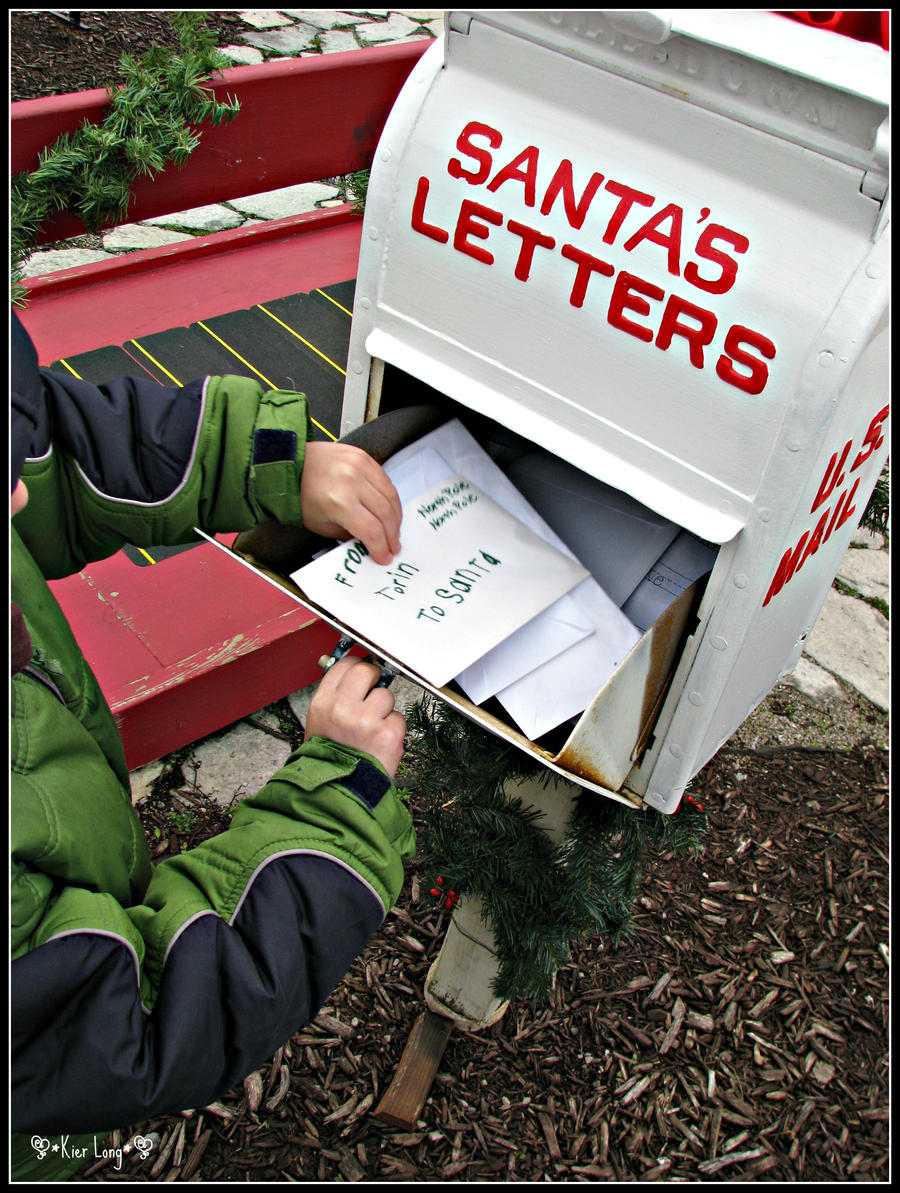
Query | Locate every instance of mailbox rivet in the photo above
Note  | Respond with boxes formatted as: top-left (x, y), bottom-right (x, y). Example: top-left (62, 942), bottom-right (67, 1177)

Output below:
top-left (758, 508), bottom-right (771, 522)
top-left (368, 227), bottom-right (379, 241)
top-left (733, 573), bottom-right (749, 589)
top-left (711, 635), bottom-right (728, 651)
top-left (360, 297), bottom-right (371, 310)
top-left (866, 262), bottom-right (884, 279)
top-left (786, 440), bottom-right (802, 453)
top-left (688, 691), bottom-right (704, 706)
top-left (380, 148), bottom-right (392, 162)
top-left (818, 350), bottom-right (835, 368)
top-left (351, 359), bottom-right (365, 374)
top-left (669, 744), bottom-right (683, 759)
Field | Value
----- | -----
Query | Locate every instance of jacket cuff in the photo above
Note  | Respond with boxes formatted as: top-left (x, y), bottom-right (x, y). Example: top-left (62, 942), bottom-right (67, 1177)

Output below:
top-left (195, 378), bottom-right (310, 532)
top-left (246, 390), bottom-right (309, 525)
top-left (288, 737), bottom-right (415, 857)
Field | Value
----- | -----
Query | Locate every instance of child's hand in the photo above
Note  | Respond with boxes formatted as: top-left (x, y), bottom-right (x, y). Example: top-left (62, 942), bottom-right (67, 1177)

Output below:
top-left (305, 656), bottom-right (406, 779)
top-left (300, 441), bottom-right (402, 564)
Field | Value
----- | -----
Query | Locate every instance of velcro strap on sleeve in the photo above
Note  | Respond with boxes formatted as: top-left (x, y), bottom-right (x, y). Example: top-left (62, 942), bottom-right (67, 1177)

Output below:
top-left (341, 759), bottom-right (392, 810)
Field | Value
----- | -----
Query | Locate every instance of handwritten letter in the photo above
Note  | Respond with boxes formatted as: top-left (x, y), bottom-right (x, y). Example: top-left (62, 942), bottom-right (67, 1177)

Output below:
top-left (291, 474), bottom-right (590, 687)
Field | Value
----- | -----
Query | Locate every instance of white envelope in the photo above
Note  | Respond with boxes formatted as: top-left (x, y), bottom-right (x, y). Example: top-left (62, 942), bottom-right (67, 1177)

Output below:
top-left (495, 585), bottom-right (641, 739)
top-left (291, 473), bottom-right (589, 688)
top-left (387, 441), bottom-right (594, 702)
top-left (385, 421), bottom-right (640, 731)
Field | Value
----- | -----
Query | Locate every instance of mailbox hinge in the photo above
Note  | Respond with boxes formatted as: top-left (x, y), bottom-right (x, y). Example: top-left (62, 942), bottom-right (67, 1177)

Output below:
top-left (860, 116), bottom-right (889, 204)
top-left (448, 11), bottom-right (472, 36)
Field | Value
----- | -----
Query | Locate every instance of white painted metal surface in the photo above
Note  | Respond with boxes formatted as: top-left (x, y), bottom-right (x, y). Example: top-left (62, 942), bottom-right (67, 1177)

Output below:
top-left (339, 10), bottom-right (889, 812)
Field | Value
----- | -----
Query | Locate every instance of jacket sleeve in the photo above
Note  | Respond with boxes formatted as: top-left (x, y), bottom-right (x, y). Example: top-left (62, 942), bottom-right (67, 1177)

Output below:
top-left (13, 311), bottom-right (313, 579)
top-left (11, 735), bottom-right (415, 1136)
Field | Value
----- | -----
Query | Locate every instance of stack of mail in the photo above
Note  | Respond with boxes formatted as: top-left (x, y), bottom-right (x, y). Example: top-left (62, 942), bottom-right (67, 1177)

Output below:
top-left (382, 420), bottom-right (642, 739)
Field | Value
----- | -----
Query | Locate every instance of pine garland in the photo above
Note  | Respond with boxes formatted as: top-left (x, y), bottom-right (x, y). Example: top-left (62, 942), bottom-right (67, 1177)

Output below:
top-left (406, 697), bottom-right (706, 1004)
top-left (11, 13), bottom-right (240, 306)
top-left (859, 465), bottom-right (890, 536)
top-left (344, 169), bottom-right (370, 215)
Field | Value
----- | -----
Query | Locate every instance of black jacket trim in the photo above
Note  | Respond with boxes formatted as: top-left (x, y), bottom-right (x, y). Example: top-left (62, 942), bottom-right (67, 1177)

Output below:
top-left (12, 854), bottom-right (383, 1134)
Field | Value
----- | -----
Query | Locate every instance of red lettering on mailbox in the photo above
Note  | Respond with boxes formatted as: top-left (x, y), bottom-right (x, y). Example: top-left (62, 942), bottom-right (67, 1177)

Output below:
top-left (506, 219), bottom-right (556, 282)
top-left (409, 119), bottom-right (781, 396)
top-left (487, 145), bottom-right (540, 207)
top-left (715, 327), bottom-right (776, 396)
top-left (606, 270), bottom-right (661, 340)
top-left (623, 203), bottom-right (684, 276)
top-left (656, 295), bottom-right (718, 369)
top-left (410, 176), bottom-right (449, 243)
top-left (561, 243), bottom-right (616, 307)
top-left (763, 533), bottom-right (810, 607)
top-left (763, 407), bottom-right (887, 607)
top-left (540, 160), bottom-right (605, 230)
top-left (602, 180), bottom-right (655, 245)
top-left (454, 199), bottom-right (503, 264)
top-left (811, 440), bottom-right (852, 513)
top-left (851, 404), bottom-right (889, 471)
top-left (685, 225), bottom-right (749, 295)
top-left (447, 121), bottom-right (502, 184)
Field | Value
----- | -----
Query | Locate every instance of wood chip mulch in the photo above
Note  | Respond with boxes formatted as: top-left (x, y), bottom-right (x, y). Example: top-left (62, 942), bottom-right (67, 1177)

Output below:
top-left (80, 742), bottom-right (888, 1182)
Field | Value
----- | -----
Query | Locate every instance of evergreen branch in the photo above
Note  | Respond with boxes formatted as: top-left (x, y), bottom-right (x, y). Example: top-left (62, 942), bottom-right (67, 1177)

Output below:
top-left (860, 465), bottom-right (889, 536)
top-left (409, 695), bottom-right (707, 1005)
top-left (11, 12), bottom-right (240, 306)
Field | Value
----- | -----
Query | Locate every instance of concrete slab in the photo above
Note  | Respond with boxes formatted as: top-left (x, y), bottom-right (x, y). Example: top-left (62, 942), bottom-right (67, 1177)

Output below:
top-left (836, 546), bottom-right (890, 606)
top-left (355, 14), bottom-right (422, 43)
top-left (240, 23), bottom-right (318, 54)
top-left (188, 721), bottom-right (294, 807)
top-left (280, 10), bottom-right (366, 27)
top-left (229, 181), bottom-right (341, 220)
top-left (851, 527), bottom-right (886, 549)
top-left (102, 224), bottom-right (194, 252)
top-left (22, 247), bottom-right (112, 276)
top-left (804, 588), bottom-right (889, 712)
top-left (782, 655), bottom-right (847, 704)
top-left (319, 29), bottom-right (360, 53)
top-left (217, 44), bottom-right (266, 65)
top-left (143, 204), bottom-right (246, 233)
top-left (130, 758), bottom-right (167, 804)
top-left (237, 10), bottom-right (295, 30)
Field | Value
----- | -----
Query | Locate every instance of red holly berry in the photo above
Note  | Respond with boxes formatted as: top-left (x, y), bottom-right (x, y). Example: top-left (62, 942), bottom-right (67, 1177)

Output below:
top-left (429, 888), bottom-right (440, 898)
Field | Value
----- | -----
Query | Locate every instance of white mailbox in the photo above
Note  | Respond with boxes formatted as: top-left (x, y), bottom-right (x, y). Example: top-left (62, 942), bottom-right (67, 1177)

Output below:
top-left (242, 11), bottom-right (890, 813)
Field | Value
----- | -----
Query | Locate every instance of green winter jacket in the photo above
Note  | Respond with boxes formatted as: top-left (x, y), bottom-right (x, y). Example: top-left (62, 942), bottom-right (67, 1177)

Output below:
top-left (11, 316), bottom-right (414, 1168)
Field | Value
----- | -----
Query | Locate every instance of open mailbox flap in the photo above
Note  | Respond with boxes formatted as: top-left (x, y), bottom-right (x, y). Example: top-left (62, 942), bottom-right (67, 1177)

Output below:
top-left (202, 408), bottom-right (716, 806)
top-left (344, 10), bottom-right (888, 546)
top-left (202, 519), bottom-right (701, 806)
top-left (202, 531), bottom-right (708, 807)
